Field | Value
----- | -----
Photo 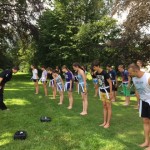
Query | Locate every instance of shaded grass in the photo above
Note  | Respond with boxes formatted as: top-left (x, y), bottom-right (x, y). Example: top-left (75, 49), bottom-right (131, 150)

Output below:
top-left (0, 73), bottom-right (143, 150)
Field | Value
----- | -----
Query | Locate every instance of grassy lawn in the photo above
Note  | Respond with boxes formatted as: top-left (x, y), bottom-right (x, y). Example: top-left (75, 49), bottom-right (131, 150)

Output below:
top-left (0, 73), bottom-right (144, 150)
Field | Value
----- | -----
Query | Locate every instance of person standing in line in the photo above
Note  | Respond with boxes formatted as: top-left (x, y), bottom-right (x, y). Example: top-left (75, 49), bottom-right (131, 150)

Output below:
top-left (62, 65), bottom-right (74, 109)
top-left (118, 65), bottom-right (131, 106)
top-left (135, 60), bottom-right (148, 109)
top-left (73, 62), bottom-right (88, 116)
top-left (40, 66), bottom-right (48, 96)
top-left (47, 67), bottom-right (56, 99)
top-left (106, 65), bottom-right (118, 102)
top-left (92, 60), bottom-right (112, 128)
top-left (31, 65), bottom-right (39, 94)
top-left (128, 64), bottom-right (150, 149)
top-left (0, 67), bottom-right (19, 110)
top-left (52, 70), bottom-right (64, 105)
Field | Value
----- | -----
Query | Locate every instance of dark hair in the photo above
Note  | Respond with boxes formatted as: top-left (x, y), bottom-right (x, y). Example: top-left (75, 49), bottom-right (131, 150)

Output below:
top-left (92, 60), bottom-right (100, 67)
top-left (106, 64), bottom-right (112, 68)
top-left (13, 66), bottom-right (19, 70)
top-left (62, 65), bottom-right (68, 70)
top-left (41, 66), bottom-right (45, 69)
top-left (128, 63), bottom-right (140, 70)
top-left (118, 64), bottom-right (125, 69)
top-left (47, 67), bottom-right (53, 71)
top-left (53, 69), bottom-right (59, 74)
top-left (31, 65), bottom-right (37, 69)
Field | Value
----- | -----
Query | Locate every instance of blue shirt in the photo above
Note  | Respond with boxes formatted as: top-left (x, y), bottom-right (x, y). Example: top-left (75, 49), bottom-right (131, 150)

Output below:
top-left (65, 72), bottom-right (72, 82)
top-left (109, 70), bottom-right (117, 81)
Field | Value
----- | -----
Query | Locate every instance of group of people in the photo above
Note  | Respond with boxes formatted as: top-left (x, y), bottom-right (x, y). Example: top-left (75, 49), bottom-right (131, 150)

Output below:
top-left (0, 59), bottom-right (150, 149)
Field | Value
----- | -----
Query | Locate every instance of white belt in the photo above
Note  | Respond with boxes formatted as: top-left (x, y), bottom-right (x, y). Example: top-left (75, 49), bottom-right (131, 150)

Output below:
top-left (64, 82), bottom-right (70, 91)
top-left (49, 79), bottom-right (54, 87)
top-left (123, 81), bottom-right (128, 84)
top-left (39, 77), bottom-right (46, 82)
top-left (99, 86), bottom-right (110, 99)
top-left (112, 80), bottom-right (116, 85)
top-left (57, 82), bottom-right (63, 91)
top-left (78, 82), bottom-right (84, 94)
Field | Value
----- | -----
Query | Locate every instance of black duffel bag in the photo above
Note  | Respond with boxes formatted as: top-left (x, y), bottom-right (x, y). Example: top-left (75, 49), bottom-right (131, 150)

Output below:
top-left (40, 116), bottom-right (51, 122)
top-left (14, 131), bottom-right (27, 140)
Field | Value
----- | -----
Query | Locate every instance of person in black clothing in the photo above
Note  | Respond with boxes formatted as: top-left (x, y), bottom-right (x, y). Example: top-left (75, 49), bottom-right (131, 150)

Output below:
top-left (92, 60), bottom-right (112, 128)
top-left (47, 67), bottom-right (56, 99)
top-left (0, 67), bottom-right (19, 110)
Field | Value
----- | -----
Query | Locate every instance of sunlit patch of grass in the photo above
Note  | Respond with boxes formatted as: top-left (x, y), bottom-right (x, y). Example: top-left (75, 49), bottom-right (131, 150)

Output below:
top-left (5, 99), bottom-right (31, 106)
top-left (0, 132), bottom-right (12, 146)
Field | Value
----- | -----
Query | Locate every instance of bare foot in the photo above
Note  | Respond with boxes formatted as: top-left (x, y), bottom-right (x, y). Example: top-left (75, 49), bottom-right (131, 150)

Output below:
top-left (104, 123), bottom-right (110, 128)
top-left (50, 97), bottom-right (56, 100)
top-left (80, 112), bottom-right (87, 115)
top-left (139, 142), bottom-right (149, 148)
top-left (67, 106), bottom-right (72, 110)
top-left (124, 103), bottom-right (129, 106)
top-left (99, 122), bottom-right (106, 127)
top-left (58, 102), bottom-right (63, 105)
top-left (145, 146), bottom-right (150, 150)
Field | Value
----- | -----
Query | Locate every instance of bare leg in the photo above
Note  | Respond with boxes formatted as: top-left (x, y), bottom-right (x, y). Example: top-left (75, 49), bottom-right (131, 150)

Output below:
top-left (139, 118), bottom-right (150, 147)
top-left (58, 91), bottom-right (64, 105)
top-left (125, 96), bottom-right (130, 105)
top-left (94, 84), bottom-right (98, 97)
top-left (52, 87), bottom-right (56, 99)
top-left (83, 93), bottom-right (88, 115)
top-left (68, 91), bottom-right (73, 109)
top-left (43, 82), bottom-right (48, 96)
top-left (104, 102), bottom-right (112, 128)
top-left (99, 101), bottom-right (107, 126)
top-left (34, 81), bottom-right (39, 94)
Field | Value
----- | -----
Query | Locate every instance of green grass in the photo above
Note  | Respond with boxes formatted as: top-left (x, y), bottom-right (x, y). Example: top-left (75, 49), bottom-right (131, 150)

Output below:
top-left (0, 73), bottom-right (144, 150)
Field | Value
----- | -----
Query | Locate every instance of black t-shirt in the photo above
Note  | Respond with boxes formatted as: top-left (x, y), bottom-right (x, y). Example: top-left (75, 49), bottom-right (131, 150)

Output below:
top-left (96, 70), bottom-right (110, 93)
top-left (47, 73), bottom-right (53, 80)
top-left (0, 69), bottom-right (13, 86)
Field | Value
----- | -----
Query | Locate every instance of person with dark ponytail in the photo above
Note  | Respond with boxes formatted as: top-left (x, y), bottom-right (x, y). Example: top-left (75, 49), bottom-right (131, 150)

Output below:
top-left (73, 62), bottom-right (88, 116)
top-left (62, 65), bottom-right (74, 109)
top-left (47, 67), bottom-right (56, 99)
top-left (31, 65), bottom-right (39, 94)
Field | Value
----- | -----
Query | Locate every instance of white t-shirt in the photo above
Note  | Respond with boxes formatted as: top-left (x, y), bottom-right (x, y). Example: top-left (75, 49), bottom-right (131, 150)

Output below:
top-left (41, 70), bottom-right (47, 81)
top-left (32, 69), bottom-right (38, 79)
top-left (132, 72), bottom-right (150, 104)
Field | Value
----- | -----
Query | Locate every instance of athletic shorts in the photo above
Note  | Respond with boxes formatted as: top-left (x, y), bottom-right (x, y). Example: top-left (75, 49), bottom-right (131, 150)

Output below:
top-left (100, 92), bottom-right (111, 103)
top-left (33, 79), bottom-right (38, 82)
top-left (57, 83), bottom-right (63, 91)
top-left (122, 83), bottom-right (130, 96)
top-left (64, 82), bottom-right (73, 91)
top-left (140, 101), bottom-right (150, 119)
top-left (78, 83), bottom-right (87, 93)
top-left (93, 78), bottom-right (98, 84)
top-left (49, 80), bottom-right (55, 87)
top-left (112, 81), bottom-right (117, 91)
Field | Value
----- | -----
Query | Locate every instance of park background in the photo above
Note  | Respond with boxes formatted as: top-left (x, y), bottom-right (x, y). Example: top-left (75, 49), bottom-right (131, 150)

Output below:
top-left (0, 0), bottom-right (150, 150)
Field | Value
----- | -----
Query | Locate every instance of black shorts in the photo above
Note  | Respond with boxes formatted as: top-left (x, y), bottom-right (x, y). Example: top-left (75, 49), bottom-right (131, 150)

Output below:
top-left (112, 84), bottom-right (117, 91)
top-left (141, 101), bottom-right (150, 119)
top-left (33, 79), bottom-right (38, 82)
top-left (112, 81), bottom-right (117, 91)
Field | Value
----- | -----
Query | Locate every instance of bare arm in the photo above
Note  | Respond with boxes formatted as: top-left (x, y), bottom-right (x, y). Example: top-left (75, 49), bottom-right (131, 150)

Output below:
top-left (0, 77), bottom-right (3, 84)
top-left (148, 77), bottom-right (150, 85)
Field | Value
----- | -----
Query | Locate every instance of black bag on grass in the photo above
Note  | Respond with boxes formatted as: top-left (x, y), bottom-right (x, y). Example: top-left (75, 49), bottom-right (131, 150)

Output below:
top-left (40, 116), bottom-right (51, 122)
top-left (14, 131), bottom-right (27, 140)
